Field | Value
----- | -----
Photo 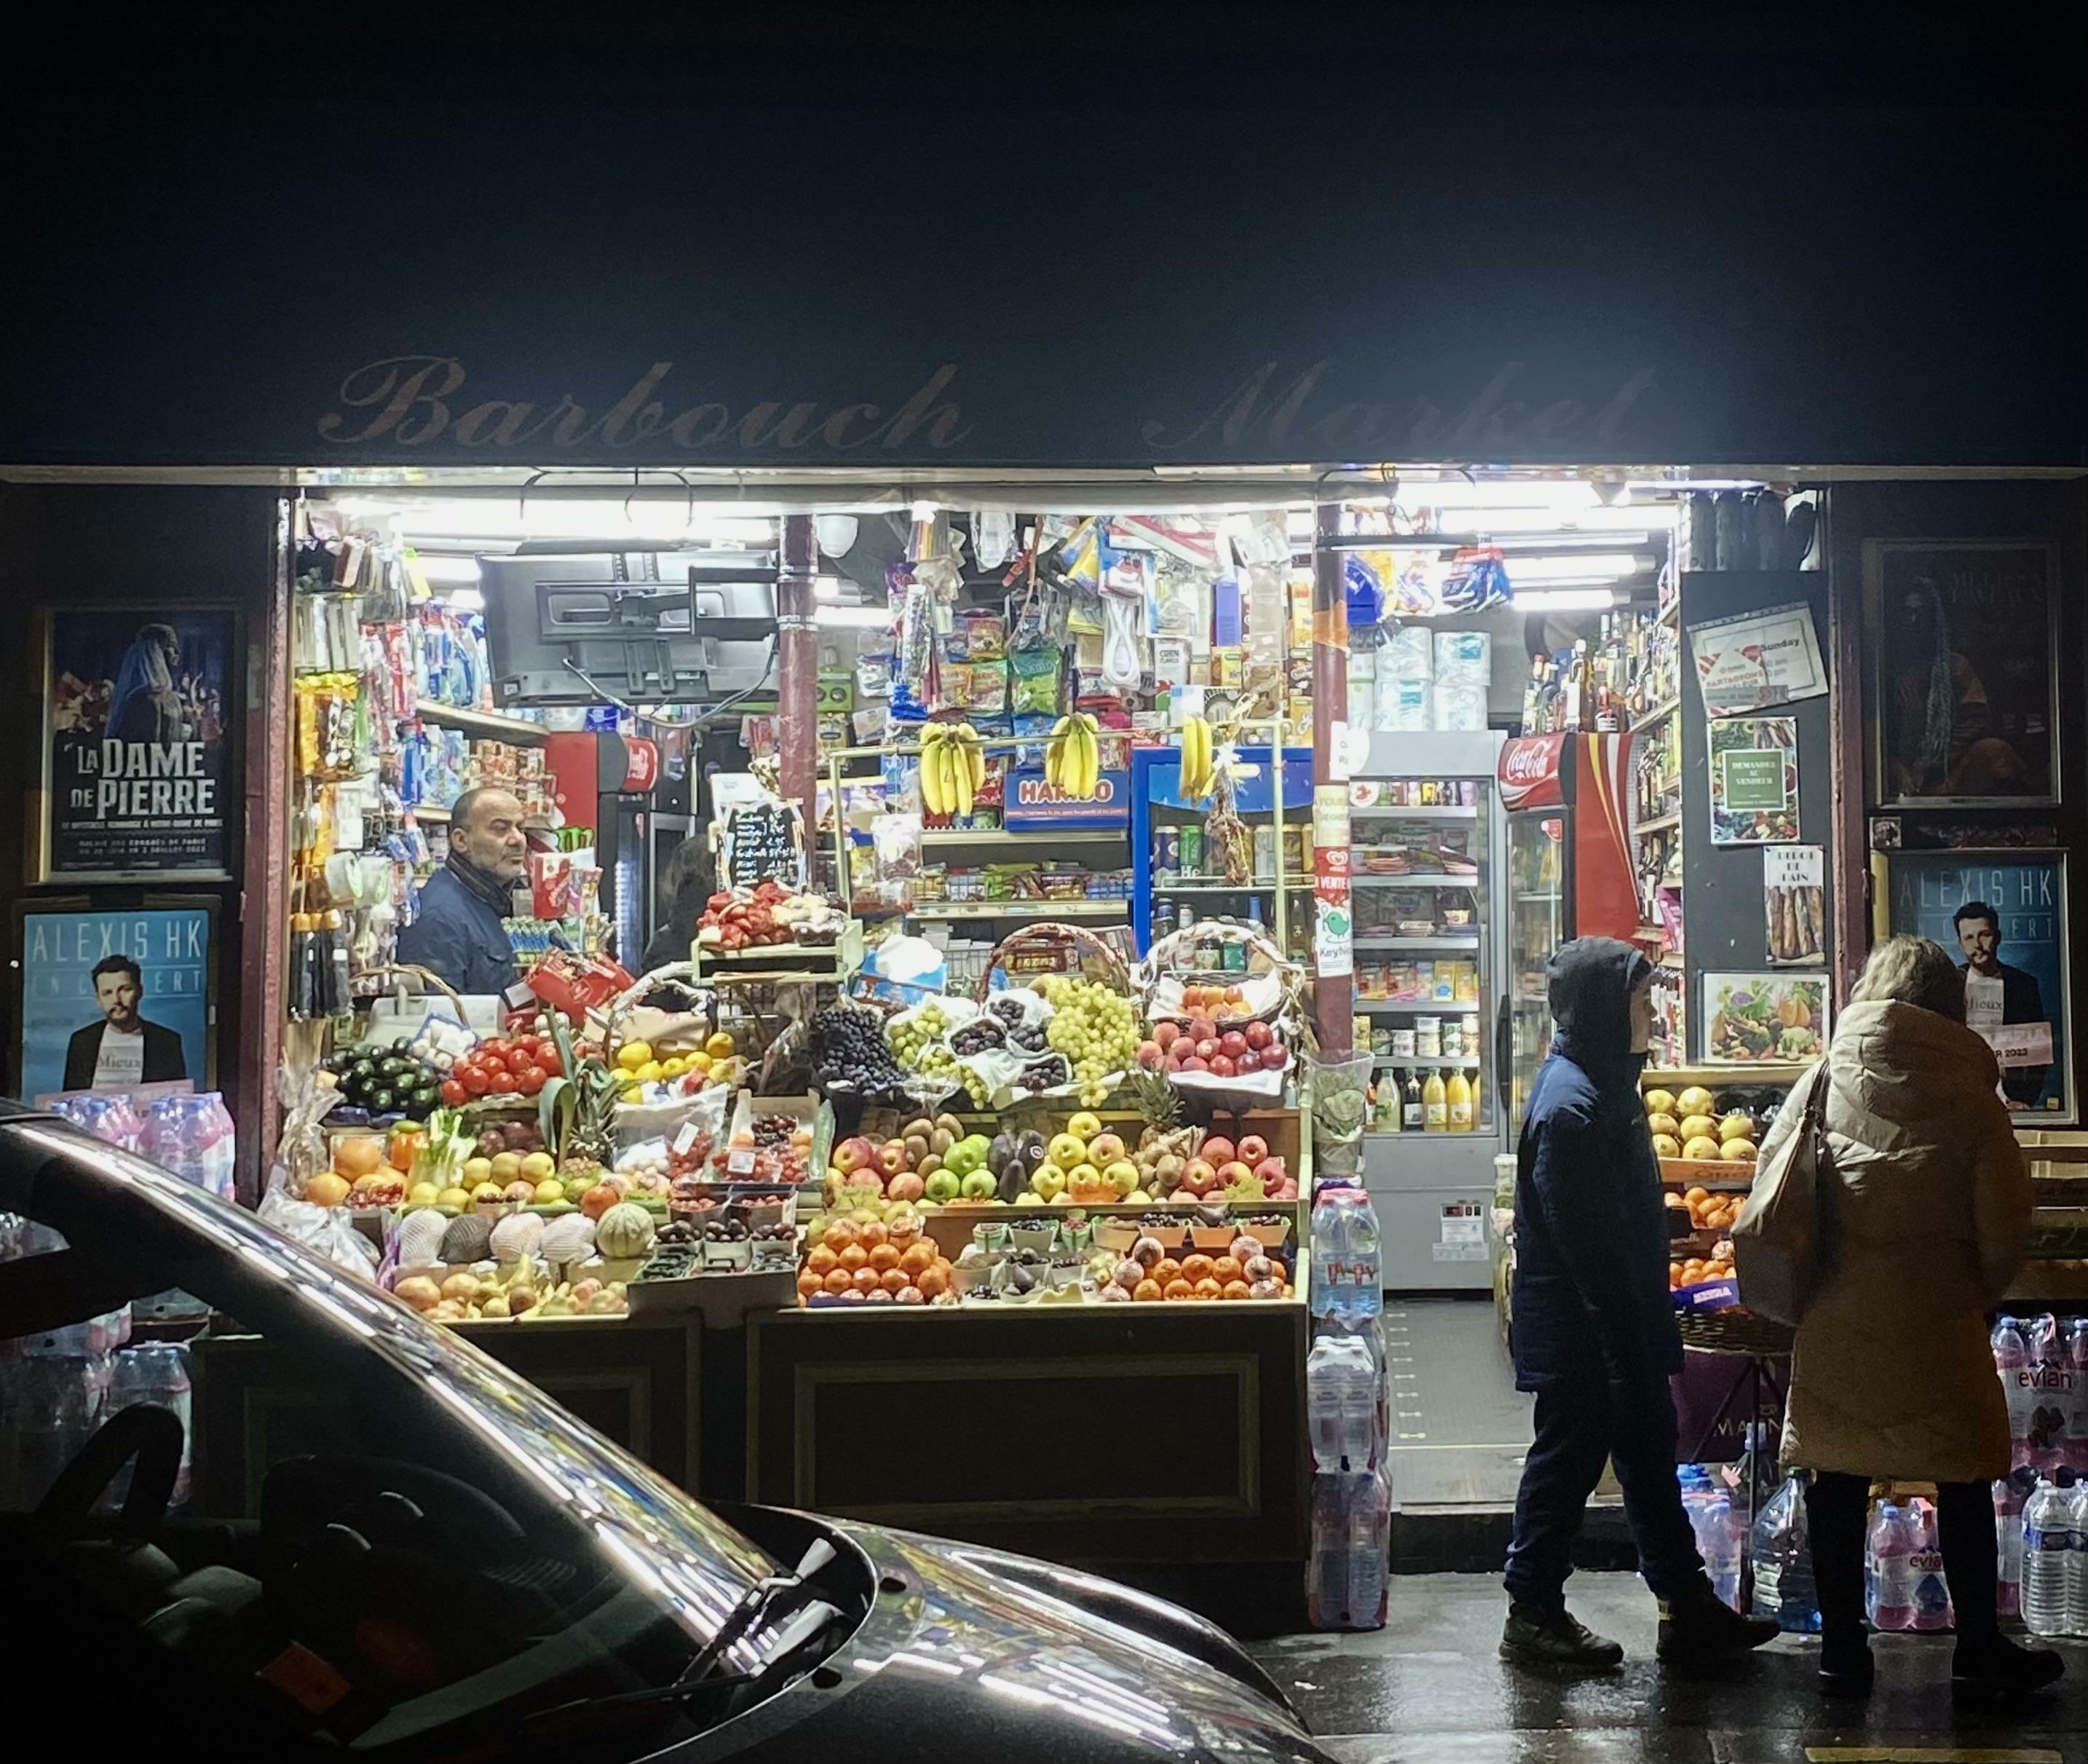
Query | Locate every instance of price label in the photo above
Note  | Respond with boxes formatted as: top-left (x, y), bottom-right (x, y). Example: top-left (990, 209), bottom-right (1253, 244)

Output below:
top-left (724, 799), bottom-right (805, 891)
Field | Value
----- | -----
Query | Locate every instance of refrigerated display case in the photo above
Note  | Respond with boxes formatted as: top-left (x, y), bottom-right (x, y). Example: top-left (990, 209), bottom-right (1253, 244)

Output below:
top-left (1498, 732), bottom-right (1638, 1133)
top-left (1131, 743), bottom-right (1314, 960)
top-left (1351, 730), bottom-right (1506, 1292)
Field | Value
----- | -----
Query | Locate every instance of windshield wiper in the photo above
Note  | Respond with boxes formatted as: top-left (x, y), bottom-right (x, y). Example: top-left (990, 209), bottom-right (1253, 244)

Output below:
top-left (678, 1536), bottom-right (836, 1686)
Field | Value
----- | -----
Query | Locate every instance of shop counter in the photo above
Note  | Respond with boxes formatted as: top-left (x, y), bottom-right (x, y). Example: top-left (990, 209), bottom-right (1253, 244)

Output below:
top-left (745, 1297), bottom-right (1309, 1570)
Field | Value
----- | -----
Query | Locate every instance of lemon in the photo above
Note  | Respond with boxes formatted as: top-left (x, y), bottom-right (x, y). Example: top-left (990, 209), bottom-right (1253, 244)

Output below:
top-left (615, 1040), bottom-right (653, 1072)
top-left (636, 1061), bottom-right (663, 1084)
top-left (620, 1085), bottom-right (643, 1104)
top-left (687, 1050), bottom-right (713, 1074)
top-left (705, 1032), bottom-right (736, 1059)
top-left (660, 1056), bottom-right (686, 1078)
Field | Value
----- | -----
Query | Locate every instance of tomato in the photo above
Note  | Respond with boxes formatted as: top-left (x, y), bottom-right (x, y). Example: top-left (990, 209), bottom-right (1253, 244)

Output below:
top-left (439, 1078), bottom-right (467, 1107)
top-left (460, 1067), bottom-right (491, 1096)
top-left (488, 1069), bottom-right (518, 1095)
top-left (478, 1048), bottom-right (509, 1075)
top-left (514, 1064), bottom-right (545, 1096)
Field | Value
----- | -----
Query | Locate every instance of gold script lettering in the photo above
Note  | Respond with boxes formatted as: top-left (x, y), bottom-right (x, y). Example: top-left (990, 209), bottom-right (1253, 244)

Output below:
top-left (319, 356), bottom-right (467, 444)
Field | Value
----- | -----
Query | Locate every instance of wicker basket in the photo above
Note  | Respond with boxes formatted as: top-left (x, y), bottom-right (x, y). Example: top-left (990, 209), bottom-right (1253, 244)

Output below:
top-left (974, 921), bottom-right (1130, 1000)
top-left (1677, 1307), bottom-right (1795, 1358)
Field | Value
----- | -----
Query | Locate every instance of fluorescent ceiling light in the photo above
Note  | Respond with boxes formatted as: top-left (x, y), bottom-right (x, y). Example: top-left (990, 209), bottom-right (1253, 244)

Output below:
top-left (1506, 552), bottom-right (1645, 582)
top-left (357, 497), bottom-right (778, 545)
top-left (411, 553), bottom-right (482, 585)
top-left (443, 586), bottom-right (486, 612)
top-left (1388, 478), bottom-right (1602, 510)
top-left (1514, 588), bottom-right (1619, 612)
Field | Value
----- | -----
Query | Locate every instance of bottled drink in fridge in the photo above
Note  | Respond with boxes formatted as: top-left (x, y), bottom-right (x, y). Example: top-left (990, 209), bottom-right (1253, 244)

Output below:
top-left (1905, 1498), bottom-right (1954, 1632)
top-left (1749, 1470), bottom-right (1821, 1633)
top-left (1866, 1500), bottom-right (1917, 1631)
top-left (2022, 1475), bottom-right (2076, 1639)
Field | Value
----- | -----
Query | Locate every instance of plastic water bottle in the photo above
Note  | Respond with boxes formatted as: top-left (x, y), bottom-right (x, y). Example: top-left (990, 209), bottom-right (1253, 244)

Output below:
top-left (1867, 1500), bottom-right (1917, 1631)
top-left (103, 1342), bottom-right (193, 1510)
top-left (1308, 1473), bottom-right (1351, 1627)
top-left (2023, 1476), bottom-right (2075, 1638)
top-left (1307, 1334), bottom-right (1378, 1471)
top-left (1750, 1470), bottom-right (1821, 1632)
top-left (2066, 1476), bottom-right (2088, 1637)
top-left (1309, 1185), bottom-right (1383, 1322)
top-left (2068, 1320), bottom-right (2088, 1473)
top-left (1996, 1317), bottom-right (2034, 1468)
top-left (2025, 1313), bottom-right (2073, 1472)
top-left (1997, 1468), bottom-right (2037, 1619)
top-left (1906, 1498), bottom-right (1954, 1631)
top-left (1701, 1495), bottom-right (1744, 1611)
top-left (1346, 1468), bottom-right (1391, 1629)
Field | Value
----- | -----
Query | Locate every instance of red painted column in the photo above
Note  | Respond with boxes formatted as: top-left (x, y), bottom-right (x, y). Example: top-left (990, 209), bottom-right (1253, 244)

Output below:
top-left (1310, 502), bottom-right (1353, 1056)
top-left (775, 514), bottom-right (820, 856)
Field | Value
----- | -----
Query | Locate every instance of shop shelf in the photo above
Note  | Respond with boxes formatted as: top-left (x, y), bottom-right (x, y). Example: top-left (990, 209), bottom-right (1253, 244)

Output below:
top-left (1629, 697), bottom-right (1680, 735)
top-left (1643, 1063), bottom-right (1808, 1087)
top-left (1355, 999), bottom-right (1478, 1013)
top-left (409, 802), bottom-right (450, 822)
top-left (413, 698), bottom-right (549, 744)
top-left (1635, 811), bottom-right (1682, 835)
top-left (1352, 935), bottom-right (1481, 952)
top-left (1350, 804), bottom-right (1479, 820)
top-left (917, 827), bottom-right (1128, 846)
top-left (1351, 872), bottom-right (1481, 887)
top-left (908, 899), bottom-right (1127, 921)
top-left (1155, 876), bottom-right (1313, 893)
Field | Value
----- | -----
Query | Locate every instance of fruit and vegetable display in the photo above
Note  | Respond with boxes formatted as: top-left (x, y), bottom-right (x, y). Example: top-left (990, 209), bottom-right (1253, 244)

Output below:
top-left (610, 1029), bottom-right (743, 1107)
top-left (1643, 1082), bottom-right (1779, 1297)
top-left (1101, 1232), bottom-right (1293, 1303)
top-left (694, 879), bottom-right (845, 954)
top-left (438, 1030), bottom-right (564, 1106)
top-left (393, 1251), bottom-right (630, 1323)
top-left (1642, 1085), bottom-right (1763, 1165)
top-left (798, 1214), bottom-right (957, 1308)
top-left (322, 1035), bottom-right (451, 1123)
top-left (1134, 919), bottom-right (1302, 1105)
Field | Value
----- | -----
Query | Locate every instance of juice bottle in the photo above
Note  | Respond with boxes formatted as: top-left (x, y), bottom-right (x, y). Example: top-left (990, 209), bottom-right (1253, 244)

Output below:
top-left (1467, 1066), bottom-right (1483, 1128)
top-left (1446, 1069), bottom-right (1472, 1132)
top-left (1422, 1071), bottom-right (1447, 1133)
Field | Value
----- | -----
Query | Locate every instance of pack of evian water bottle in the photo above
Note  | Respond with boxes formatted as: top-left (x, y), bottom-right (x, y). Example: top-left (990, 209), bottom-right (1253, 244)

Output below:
top-left (1993, 1314), bottom-right (2088, 1474)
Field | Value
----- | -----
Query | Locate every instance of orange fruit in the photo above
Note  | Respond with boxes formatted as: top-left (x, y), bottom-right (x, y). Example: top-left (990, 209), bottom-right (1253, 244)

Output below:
top-left (879, 1267), bottom-right (909, 1294)
top-left (1152, 1257), bottom-right (1182, 1285)
top-left (1133, 1278), bottom-right (1163, 1302)
top-left (917, 1265), bottom-right (949, 1299)
top-left (1180, 1254), bottom-right (1215, 1284)
top-left (851, 1267), bottom-right (881, 1294)
top-left (1193, 1277), bottom-right (1223, 1301)
top-left (822, 1268), bottom-right (852, 1294)
top-left (796, 1270), bottom-right (822, 1297)
top-left (822, 1222), bottom-right (857, 1252)
top-left (1163, 1278), bottom-right (1194, 1300)
top-left (805, 1245), bottom-right (838, 1276)
top-left (1211, 1255), bottom-right (1243, 1285)
top-left (858, 1221), bottom-right (888, 1249)
top-left (333, 1136), bottom-right (384, 1179)
top-left (899, 1241), bottom-right (936, 1276)
top-left (868, 1243), bottom-right (901, 1273)
top-left (1684, 1186), bottom-right (1709, 1208)
top-left (838, 1243), bottom-right (869, 1272)
top-left (1222, 1279), bottom-right (1252, 1301)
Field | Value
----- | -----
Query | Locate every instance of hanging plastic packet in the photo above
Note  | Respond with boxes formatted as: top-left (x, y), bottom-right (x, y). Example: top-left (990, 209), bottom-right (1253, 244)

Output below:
top-left (1053, 518), bottom-right (1103, 593)
top-left (887, 565), bottom-right (937, 723)
top-left (972, 510), bottom-right (1016, 571)
top-left (1343, 552), bottom-right (1387, 628)
top-left (1097, 540), bottom-right (1150, 693)
top-left (1439, 546), bottom-right (1511, 613)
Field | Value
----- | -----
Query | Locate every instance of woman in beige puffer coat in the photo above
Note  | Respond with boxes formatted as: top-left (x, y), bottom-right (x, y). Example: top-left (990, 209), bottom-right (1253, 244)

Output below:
top-left (1756, 934), bottom-right (2051, 1698)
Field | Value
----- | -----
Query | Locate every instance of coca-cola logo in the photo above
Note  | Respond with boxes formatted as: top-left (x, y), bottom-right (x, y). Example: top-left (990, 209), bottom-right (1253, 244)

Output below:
top-left (1502, 736), bottom-right (1562, 783)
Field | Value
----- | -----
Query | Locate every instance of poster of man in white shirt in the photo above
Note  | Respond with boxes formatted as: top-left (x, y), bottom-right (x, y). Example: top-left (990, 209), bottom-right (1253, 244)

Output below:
top-left (1955, 899), bottom-right (2052, 1110)
top-left (60, 954), bottom-right (190, 1092)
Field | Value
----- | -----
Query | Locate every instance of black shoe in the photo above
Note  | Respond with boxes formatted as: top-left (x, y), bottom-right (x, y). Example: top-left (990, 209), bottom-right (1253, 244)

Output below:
top-left (1817, 1631), bottom-right (1874, 1698)
top-left (1953, 1634), bottom-right (2065, 1700)
top-left (1500, 1604), bottom-right (1625, 1669)
top-left (1655, 1579), bottom-right (1779, 1664)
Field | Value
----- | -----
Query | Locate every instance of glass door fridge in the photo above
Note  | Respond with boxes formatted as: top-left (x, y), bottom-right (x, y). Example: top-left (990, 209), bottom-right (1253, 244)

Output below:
top-left (1497, 732), bottom-right (1639, 1133)
top-left (1352, 729), bottom-right (1506, 1292)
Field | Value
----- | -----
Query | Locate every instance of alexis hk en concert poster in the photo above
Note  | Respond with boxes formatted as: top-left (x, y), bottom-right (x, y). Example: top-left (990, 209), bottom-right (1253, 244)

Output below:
top-left (40, 608), bottom-right (235, 881)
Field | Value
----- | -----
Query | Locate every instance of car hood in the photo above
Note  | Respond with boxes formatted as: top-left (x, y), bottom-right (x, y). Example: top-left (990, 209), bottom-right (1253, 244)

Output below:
top-left (698, 1517), bottom-right (1327, 1764)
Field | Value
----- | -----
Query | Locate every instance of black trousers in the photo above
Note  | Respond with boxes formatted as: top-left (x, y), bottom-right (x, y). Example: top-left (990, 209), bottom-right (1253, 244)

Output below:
top-left (1804, 1471), bottom-right (1998, 1642)
top-left (1505, 1373), bottom-right (1705, 1610)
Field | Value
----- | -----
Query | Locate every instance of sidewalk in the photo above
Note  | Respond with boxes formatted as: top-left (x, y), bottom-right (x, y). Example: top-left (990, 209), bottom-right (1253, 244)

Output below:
top-left (1254, 1573), bottom-right (2088, 1764)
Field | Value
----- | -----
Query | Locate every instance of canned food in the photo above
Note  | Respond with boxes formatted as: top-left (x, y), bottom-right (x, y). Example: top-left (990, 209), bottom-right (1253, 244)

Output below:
top-left (1155, 827), bottom-right (1180, 879)
top-left (1179, 823), bottom-right (1204, 877)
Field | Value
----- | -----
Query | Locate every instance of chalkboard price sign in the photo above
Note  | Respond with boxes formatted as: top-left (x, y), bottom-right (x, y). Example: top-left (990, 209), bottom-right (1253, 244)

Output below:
top-left (724, 799), bottom-right (805, 891)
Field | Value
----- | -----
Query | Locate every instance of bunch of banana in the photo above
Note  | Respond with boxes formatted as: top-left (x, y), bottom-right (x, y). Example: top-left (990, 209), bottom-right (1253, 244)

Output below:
top-left (1045, 712), bottom-right (1102, 799)
top-left (1179, 715), bottom-right (1217, 802)
top-left (919, 724), bottom-right (986, 816)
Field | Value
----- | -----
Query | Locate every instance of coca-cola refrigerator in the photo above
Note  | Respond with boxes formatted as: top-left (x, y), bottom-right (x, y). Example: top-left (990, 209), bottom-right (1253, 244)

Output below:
top-left (1497, 732), bottom-right (1638, 1133)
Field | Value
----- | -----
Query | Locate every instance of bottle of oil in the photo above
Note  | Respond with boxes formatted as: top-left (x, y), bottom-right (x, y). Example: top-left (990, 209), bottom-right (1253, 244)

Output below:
top-left (1422, 1069), bottom-right (1447, 1133)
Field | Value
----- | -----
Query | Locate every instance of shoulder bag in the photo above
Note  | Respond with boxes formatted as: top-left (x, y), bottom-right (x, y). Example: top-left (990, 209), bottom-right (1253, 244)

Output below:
top-left (1730, 1059), bottom-right (1838, 1325)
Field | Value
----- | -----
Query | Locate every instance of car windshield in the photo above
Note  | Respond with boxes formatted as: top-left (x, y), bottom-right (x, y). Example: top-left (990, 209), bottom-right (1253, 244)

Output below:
top-left (0, 1113), bottom-right (775, 1759)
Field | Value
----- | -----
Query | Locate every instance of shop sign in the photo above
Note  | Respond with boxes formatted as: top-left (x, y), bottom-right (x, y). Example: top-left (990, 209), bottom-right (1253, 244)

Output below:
top-left (1003, 764), bottom-right (1131, 831)
top-left (1497, 732), bottom-right (1567, 812)
top-left (1685, 602), bottom-right (1827, 718)
top-left (1312, 784), bottom-right (1353, 981)
top-left (40, 608), bottom-right (236, 882)
top-left (15, 899), bottom-right (215, 1102)
top-left (721, 799), bottom-right (806, 892)
top-left (1708, 716), bottom-right (1800, 845)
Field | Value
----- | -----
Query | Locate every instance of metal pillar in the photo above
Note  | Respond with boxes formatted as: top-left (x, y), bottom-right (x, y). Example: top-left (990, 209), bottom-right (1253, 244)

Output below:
top-left (776, 514), bottom-right (820, 852)
top-left (1310, 501), bottom-right (1353, 1057)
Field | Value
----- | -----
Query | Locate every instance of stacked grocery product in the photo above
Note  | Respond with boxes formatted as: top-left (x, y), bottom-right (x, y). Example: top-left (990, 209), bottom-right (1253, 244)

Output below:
top-left (1305, 1181), bottom-right (1389, 1630)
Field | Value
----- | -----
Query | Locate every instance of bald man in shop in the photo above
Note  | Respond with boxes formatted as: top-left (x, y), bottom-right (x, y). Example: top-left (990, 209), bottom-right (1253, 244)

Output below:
top-left (398, 787), bottom-right (526, 996)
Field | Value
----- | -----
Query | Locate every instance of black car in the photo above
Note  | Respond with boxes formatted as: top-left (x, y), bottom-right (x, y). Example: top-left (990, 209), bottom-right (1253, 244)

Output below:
top-left (0, 1102), bottom-right (1324, 1763)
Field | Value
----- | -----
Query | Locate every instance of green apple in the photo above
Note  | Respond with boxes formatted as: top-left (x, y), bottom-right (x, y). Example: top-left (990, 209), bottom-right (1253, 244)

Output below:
top-left (924, 1170), bottom-right (962, 1204)
top-left (1103, 1158), bottom-right (1140, 1196)
top-left (960, 1169), bottom-right (999, 1200)
top-left (1124, 1188), bottom-right (1151, 1205)
top-left (1029, 1163), bottom-right (1067, 1201)
top-left (1048, 1132), bottom-right (1088, 1168)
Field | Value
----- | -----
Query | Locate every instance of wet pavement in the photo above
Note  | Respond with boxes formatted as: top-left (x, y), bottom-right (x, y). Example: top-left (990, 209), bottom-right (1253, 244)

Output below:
top-left (1253, 1573), bottom-right (2088, 1764)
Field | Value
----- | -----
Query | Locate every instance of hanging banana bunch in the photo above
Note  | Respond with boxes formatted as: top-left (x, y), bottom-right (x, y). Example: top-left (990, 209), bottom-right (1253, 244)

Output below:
top-left (1178, 713), bottom-right (1218, 803)
top-left (1045, 712), bottom-right (1102, 799)
top-left (920, 724), bottom-right (988, 818)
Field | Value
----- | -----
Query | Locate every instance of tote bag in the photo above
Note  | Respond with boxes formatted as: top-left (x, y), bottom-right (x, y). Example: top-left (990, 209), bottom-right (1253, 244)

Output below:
top-left (1731, 1060), bottom-right (1838, 1325)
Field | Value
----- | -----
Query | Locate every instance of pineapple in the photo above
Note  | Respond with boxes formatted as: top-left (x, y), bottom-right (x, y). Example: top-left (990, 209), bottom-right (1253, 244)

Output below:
top-left (1128, 1067), bottom-right (1182, 1135)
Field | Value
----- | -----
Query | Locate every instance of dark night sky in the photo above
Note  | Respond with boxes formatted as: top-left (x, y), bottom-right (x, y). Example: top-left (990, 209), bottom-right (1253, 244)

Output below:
top-left (4, 4), bottom-right (2082, 467)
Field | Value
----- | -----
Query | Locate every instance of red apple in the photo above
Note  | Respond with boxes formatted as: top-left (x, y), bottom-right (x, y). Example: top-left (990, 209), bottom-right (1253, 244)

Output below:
top-left (886, 1173), bottom-right (926, 1202)
top-left (879, 1142), bottom-right (909, 1175)
top-left (1137, 1040), bottom-right (1164, 1070)
top-left (1182, 1158), bottom-right (1219, 1194)
top-left (1170, 1187), bottom-right (1200, 1204)
top-left (1153, 1021), bottom-right (1181, 1050)
top-left (1193, 1037), bottom-right (1219, 1062)
top-left (1166, 1044), bottom-right (1190, 1070)
top-left (1238, 1134), bottom-right (1269, 1164)
top-left (1201, 1136), bottom-right (1236, 1166)
top-left (1235, 1048), bottom-right (1262, 1074)
top-left (834, 1136), bottom-right (877, 1174)
top-left (1252, 1156), bottom-right (1287, 1187)
top-left (1209, 1054), bottom-right (1237, 1078)
top-left (1243, 1020), bottom-right (1275, 1051)
top-left (1217, 1160), bottom-right (1254, 1189)
top-left (1261, 1043), bottom-right (1289, 1072)
top-left (1219, 1030), bottom-right (1249, 1059)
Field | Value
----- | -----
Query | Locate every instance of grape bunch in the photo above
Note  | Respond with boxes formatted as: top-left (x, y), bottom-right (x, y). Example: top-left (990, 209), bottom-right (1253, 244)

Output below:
top-left (886, 1002), bottom-right (954, 1067)
top-left (1035, 974), bottom-right (1142, 1106)
top-left (810, 1005), bottom-right (908, 1099)
top-left (919, 1044), bottom-right (990, 1107)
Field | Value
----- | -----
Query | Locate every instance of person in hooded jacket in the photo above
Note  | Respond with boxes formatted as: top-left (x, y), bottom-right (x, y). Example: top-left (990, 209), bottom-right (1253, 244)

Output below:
top-left (1501, 937), bottom-right (1777, 1668)
top-left (1757, 933), bottom-right (2055, 1699)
